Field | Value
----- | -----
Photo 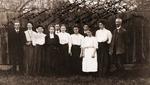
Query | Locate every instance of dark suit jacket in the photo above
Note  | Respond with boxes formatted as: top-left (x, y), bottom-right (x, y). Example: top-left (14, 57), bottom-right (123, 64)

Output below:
top-left (110, 27), bottom-right (128, 55)
top-left (8, 28), bottom-right (25, 64)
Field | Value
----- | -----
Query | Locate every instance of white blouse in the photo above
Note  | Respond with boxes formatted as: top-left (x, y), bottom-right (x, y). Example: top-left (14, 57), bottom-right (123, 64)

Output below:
top-left (57, 32), bottom-right (71, 45)
top-left (24, 30), bottom-right (37, 42)
top-left (81, 36), bottom-right (98, 49)
top-left (49, 33), bottom-right (54, 39)
top-left (33, 33), bottom-right (46, 46)
top-left (70, 34), bottom-right (84, 46)
top-left (95, 28), bottom-right (112, 44)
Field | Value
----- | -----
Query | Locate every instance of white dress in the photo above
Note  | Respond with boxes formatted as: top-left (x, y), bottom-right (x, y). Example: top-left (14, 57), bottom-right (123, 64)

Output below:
top-left (81, 36), bottom-right (98, 72)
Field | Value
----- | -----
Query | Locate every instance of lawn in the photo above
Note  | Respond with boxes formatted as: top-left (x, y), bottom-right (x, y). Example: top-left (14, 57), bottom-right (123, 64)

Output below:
top-left (0, 64), bottom-right (150, 85)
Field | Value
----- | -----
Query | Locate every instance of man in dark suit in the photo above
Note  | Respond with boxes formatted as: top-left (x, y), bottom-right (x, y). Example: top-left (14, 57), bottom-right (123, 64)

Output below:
top-left (109, 18), bottom-right (128, 71)
top-left (8, 21), bottom-right (25, 73)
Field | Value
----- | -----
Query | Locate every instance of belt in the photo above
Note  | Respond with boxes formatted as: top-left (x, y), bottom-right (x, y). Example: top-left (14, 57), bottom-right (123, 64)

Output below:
top-left (72, 45), bottom-right (80, 47)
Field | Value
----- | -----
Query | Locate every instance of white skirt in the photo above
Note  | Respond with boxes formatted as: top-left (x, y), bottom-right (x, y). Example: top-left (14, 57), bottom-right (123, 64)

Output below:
top-left (82, 48), bottom-right (98, 72)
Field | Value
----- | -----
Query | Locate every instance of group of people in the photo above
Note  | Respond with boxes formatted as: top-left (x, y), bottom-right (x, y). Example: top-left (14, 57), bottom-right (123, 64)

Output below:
top-left (8, 18), bottom-right (128, 77)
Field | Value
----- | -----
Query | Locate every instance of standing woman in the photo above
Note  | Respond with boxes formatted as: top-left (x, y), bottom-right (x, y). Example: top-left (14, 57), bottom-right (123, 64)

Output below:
top-left (57, 25), bottom-right (71, 74)
top-left (23, 23), bottom-right (36, 75)
top-left (80, 29), bottom-right (98, 76)
top-left (70, 26), bottom-right (84, 74)
top-left (32, 26), bottom-right (46, 75)
top-left (44, 25), bottom-right (60, 75)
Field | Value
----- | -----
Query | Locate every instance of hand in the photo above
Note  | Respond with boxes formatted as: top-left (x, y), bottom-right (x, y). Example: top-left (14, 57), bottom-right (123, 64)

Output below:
top-left (26, 41), bottom-right (31, 45)
top-left (69, 51), bottom-right (72, 56)
top-left (109, 51), bottom-right (113, 55)
top-left (92, 54), bottom-right (95, 58)
top-left (80, 53), bottom-right (84, 58)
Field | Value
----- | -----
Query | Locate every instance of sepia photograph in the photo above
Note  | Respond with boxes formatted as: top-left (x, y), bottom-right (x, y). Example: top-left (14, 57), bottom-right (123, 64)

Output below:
top-left (0, 0), bottom-right (150, 85)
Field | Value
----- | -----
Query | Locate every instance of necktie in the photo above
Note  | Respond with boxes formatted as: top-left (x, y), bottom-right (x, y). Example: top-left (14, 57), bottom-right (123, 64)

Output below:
top-left (117, 29), bottom-right (120, 33)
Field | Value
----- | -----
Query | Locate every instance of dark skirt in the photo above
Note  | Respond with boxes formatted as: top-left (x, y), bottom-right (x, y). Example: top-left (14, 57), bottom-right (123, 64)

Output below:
top-left (97, 42), bottom-right (110, 74)
top-left (44, 45), bottom-right (60, 75)
top-left (32, 45), bottom-right (44, 74)
top-left (24, 45), bottom-right (34, 74)
top-left (59, 44), bottom-right (70, 74)
top-left (71, 45), bottom-right (82, 74)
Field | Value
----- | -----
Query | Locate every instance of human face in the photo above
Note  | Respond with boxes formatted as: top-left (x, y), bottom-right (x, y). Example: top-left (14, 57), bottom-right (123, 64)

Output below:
top-left (116, 18), bottom-right (122, 27)
top-left (99, 23), bottom-right (104, 29)
top-left (83, 25), bottom-right (88, 30)
top-left (60, 26), bottom-right (66, 32)
top-left (49, 26), bottom-right (55, 34)
top-left (37, 27), bottom-right (44, 33)
top-left (55, 24), bottom-right (60, 31)
top-left (73, 27), bottom-right (79, 34)
top-left (27, 23), bottom-right (33, 30)
top-left (14, 22), bottom-right (20, 30)
top-left (86, 30), bottom-right (92, 37)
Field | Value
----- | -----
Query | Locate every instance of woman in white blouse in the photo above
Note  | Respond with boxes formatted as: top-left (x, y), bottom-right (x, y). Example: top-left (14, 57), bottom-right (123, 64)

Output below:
top-left (70, 26), bottom-right (84, 74)
top-left (57, 25), bottom-right (71, 74)
top-left (80, 29), bottom-right (98, 76)
top-left (32, 26), bottom-right (46, 75)
top-left (24, 23), bottom-right (37, 75)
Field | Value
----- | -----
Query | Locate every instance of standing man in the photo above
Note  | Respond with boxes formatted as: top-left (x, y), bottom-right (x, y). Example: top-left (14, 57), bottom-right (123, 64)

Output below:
top-left (109, 18), bottom-right (128, 71)
top-left (96, 22), bottom-right (112, 76)
top-left (23, 23), bottom-right (37, 75)
top-left (83, 25), bottom-right (90, 36)
top-left (55, 24), bottom-right (61, 35)
top-left (8, 21), bottom-right (24, 73)
top-left (70, 26), bottom-right (84, 74)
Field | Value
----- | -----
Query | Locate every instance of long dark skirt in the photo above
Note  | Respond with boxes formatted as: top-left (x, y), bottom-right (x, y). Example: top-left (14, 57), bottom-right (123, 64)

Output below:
top-left (32, 45), bottom-right (44, 75)
top-left (97, 42), bottom-right (110, 75)
top-left (71, 45), bottom-right (82, 74)
top-left (44, 45), bottom-right (60, 75)
top-left (59, 44), bottom-right (70, 74)
top-left (24, 45), bottom-right (34, 74)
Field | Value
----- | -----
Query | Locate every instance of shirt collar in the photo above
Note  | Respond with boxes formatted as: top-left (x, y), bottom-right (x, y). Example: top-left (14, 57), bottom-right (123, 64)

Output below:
top-left (28, 29), bottom-right (32, 31)
top-left (15, 29), bottom-right (19, 31)
top-left (99, 28), bottom-right (106, 30)
top-left (117, 26), bottom-right (121, 30)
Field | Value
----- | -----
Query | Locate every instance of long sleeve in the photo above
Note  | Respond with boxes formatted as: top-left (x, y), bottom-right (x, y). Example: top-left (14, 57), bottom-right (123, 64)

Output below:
top-left (38, 34), bottom-right (46, 45)
top-left (107, 31), bottom-right (112, 44)
top-left (55, 35), bottom-right (61, 47)
top-left (33, 33), bottom-right (46, 46)
top-left (31, 32), bottom-right (37, 46)
top-left (81, 38), bottom-right (85, 48)
top-left (20, 31), bottom-right (26, 45)
top-left (68, 34), bottom-right (72, 53)
top-left (93, 37), bottom-right (98, 49)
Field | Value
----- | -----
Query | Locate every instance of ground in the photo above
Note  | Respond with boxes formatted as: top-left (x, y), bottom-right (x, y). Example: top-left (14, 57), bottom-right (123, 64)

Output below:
top-left (0, 64), bottom-right (150, 85)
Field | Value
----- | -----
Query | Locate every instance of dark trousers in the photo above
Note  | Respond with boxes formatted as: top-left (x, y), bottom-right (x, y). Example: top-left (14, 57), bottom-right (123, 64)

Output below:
top-left (113, 53), bottom-right (125, 70)
top-left (97, 42), bottom-right (110, 75)
top-left (24, 45), bottom-right (34, 75)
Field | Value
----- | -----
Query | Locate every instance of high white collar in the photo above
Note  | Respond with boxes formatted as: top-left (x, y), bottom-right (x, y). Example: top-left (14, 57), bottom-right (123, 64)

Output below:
top-left (117, 26), bottom-right (121, 30)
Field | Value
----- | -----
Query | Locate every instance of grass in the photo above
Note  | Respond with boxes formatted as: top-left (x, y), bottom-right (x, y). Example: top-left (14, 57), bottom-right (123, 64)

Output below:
top-left (0, 64), bottom-right (150, 85)
top-left (0, 74), bottom-right (146, 85)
